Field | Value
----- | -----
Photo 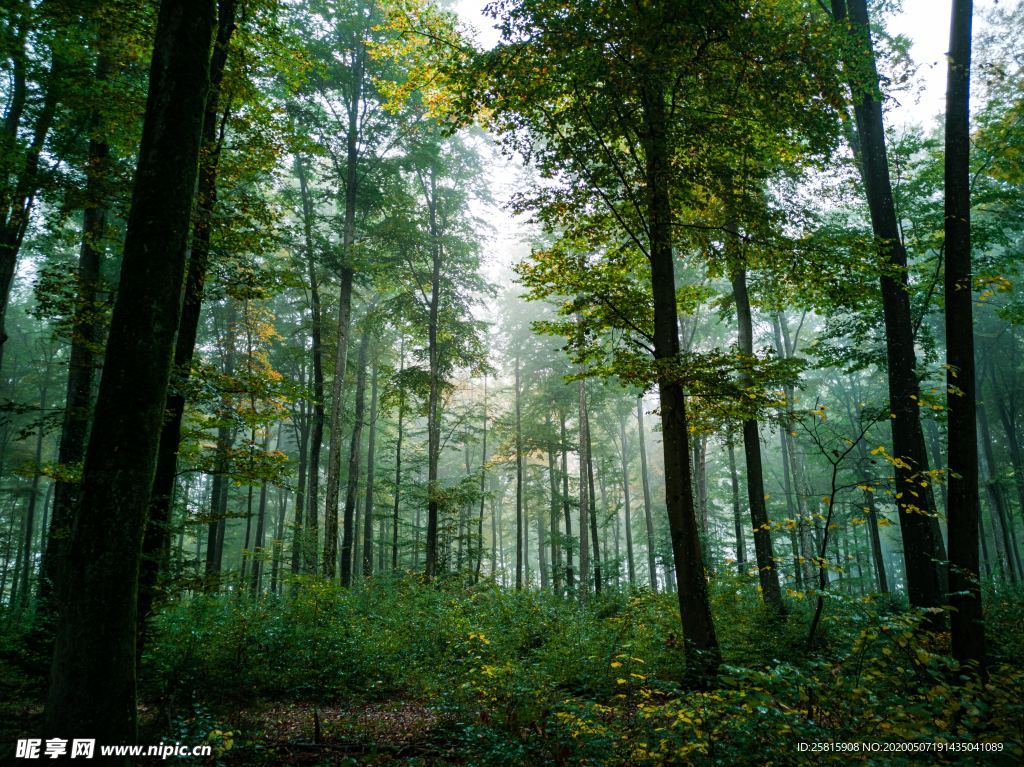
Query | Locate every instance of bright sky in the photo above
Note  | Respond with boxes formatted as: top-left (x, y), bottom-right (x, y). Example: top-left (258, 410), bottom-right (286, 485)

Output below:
top-left (451, 0), bottom-right (1001, 285)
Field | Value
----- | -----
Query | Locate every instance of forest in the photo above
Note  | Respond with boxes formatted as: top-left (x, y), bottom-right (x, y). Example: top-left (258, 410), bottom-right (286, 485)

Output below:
top-left (0, 0), bottom-right (1023, 763)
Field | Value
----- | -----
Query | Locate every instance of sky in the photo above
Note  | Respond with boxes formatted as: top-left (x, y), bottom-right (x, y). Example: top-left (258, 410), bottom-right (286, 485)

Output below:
top-left (449, 0), bottom-right (1001, 286)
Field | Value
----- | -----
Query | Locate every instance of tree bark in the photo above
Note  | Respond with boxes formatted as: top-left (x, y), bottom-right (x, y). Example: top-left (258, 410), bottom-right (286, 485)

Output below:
top-left (637, 397), bottom-right (657, 590)
top-left (297, 152), bottom-right (325, 575)
top-left (322, 36), bottom-right (364, 580)
top-left (141, 0), bottom-right (236, 628)
top-left (730, 261), bottom-right (784, 611)
top-left (514, 354), bottom-right (524, 590)
top-left (831, 0), bottom-right (946, 614)
top-left (339, 322), bottom-right (371, 585)
top-left (362, 360), bottom-right (378, 578)
top-left (44, 0), bottom-right (215, 749)
top-left (642, 80), bottom-right (719, 683)
top-left (943, 0), bottom-right (985, 670)
top-left (619, 413), bottom-right (636, 585)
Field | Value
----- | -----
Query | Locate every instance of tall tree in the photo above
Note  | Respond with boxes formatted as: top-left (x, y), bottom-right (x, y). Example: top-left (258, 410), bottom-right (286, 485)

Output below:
top-left (943, 0), bottom-right (985, 671)
top-left (829, 0), bottom-right (945, 614)
top-left (45, 0), bottom-right (215, 748)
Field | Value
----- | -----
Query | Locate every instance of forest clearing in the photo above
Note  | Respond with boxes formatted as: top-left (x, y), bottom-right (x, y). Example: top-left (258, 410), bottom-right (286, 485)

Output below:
top-left (1, 0), bottom-right (1023, 764)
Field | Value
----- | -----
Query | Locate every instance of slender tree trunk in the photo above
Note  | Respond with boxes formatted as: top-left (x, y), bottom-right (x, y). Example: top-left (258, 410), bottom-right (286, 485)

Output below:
top-left (727, 439), bottom-right (746, 576)
top-left (619, 414), bottom-right (636, 585)
top-left (637, 397), bottom-right (657, 590)
top-left (340, 323), bottom-right (371, 586)
top-left (297, 152), bottom-right (325, 575)
top-left (832, 0), bottom-right (946, 614)
top-left (392, 338), bottom-right (405, 571)
top-left (560, 412), bottom-right (575, 591)
top-left (514, 354), bottom-right (524, 590)
top-left (270, 486), bottom-right (287, 593)
top-left (423, 168), bottom-right (442, 579)
top-left (290, 399), bottom-right (309, 575)
top-left (583, 384), bottom-right (602, 594)
top-left (18, 358), bottom-right (51, 607)
top-left (323, 40), bottom-right (364, 580)
top-left (45, 0), bottom-right (215, 748)
top-left (576, 375), bottom-right (591, 601)
top-left (0, 24), bottom-right (64, 361)
top-left (731, 261), bottom-right (784, 611)
top-left (978, 402), bottom-right (1021, 581)
top-left (362, 361), bottom-right (378, 578)
top-left (475, 375), bottom-right (488, 582)
top-left (547, 412), bottom-right (562, 595)
top-left (38, 35), bottom-right (111, 614)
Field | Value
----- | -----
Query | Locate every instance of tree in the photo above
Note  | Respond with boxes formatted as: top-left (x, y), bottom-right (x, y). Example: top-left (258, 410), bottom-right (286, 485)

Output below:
top-left (45, 0), bottom-right (215, 748)
top-left (943, 0), bottom-right (985, 670)
top-left (829, 0), bottom-right (946, 615)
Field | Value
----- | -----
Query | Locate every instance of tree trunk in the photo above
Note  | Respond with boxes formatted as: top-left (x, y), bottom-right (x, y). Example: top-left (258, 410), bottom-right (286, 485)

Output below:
top-left (978, 402), bottom-right (1021, 581)
top-left (139, 0), bottom-right (236, 632)
top-left (731, 262), bottom-right (784, 611)
top-left (583, 384), bottom-right (602, 594)
top-left (831, 0), bottom-right (945, 614)
top-left (362, 361), bottom-right (378, 578)
top-left (44, 0), bottom-right (215, 749)
top-left (576, 376), bottom-right (591, 601)
top-left (322, 39), bottom-right (364, 580)
top-left (642, 80), bottom-right (719, 683)
top-left (392, 335), bottom-right (405, 571)
top-left (340, 322), bottom-right (371, 586)
top-left (943, 0), bottom-right (985, 670)
top-left (547, 412), bottom-right (562, 595)
top-left (424, 167), bottom-right (442, 580)
top-left (727, 439), bottom-right (746, 576)
top-left (38, 34), bottom-right (111, 614)
top-left (18, 357), bottom-right (51, 607)
top-left (560, 411), bottom-right (575, 590)
top-left (637, 397), bottom-right (657, 590)
top-left (297, 152), bottom-right (325, 575)
top-left (619, 413), bottom-right (636, 585)
top-left (475, 375), bottom-right (488, 582)
top-left (514, 354), bottom-right (524, 590)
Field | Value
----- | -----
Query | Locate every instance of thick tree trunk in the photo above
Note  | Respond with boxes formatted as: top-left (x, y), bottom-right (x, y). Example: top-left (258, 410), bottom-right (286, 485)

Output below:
top-left (637, 397), bottom-right (657, 590)
top-left (642, 81), bottom-right (718, 682)
top-left (44, 0), bottom-right (215, 749)
top-left (832, 0), bottom-right (946, 614)
top-left (139, 0), bottom-right (235, 632)
top-left (943, 0), bottom-right (985, 670)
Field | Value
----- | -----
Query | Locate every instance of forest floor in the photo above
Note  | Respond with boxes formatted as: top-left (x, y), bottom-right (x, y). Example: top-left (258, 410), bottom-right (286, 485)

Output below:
top-left (4, 577), bottom-right (1024, 765)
